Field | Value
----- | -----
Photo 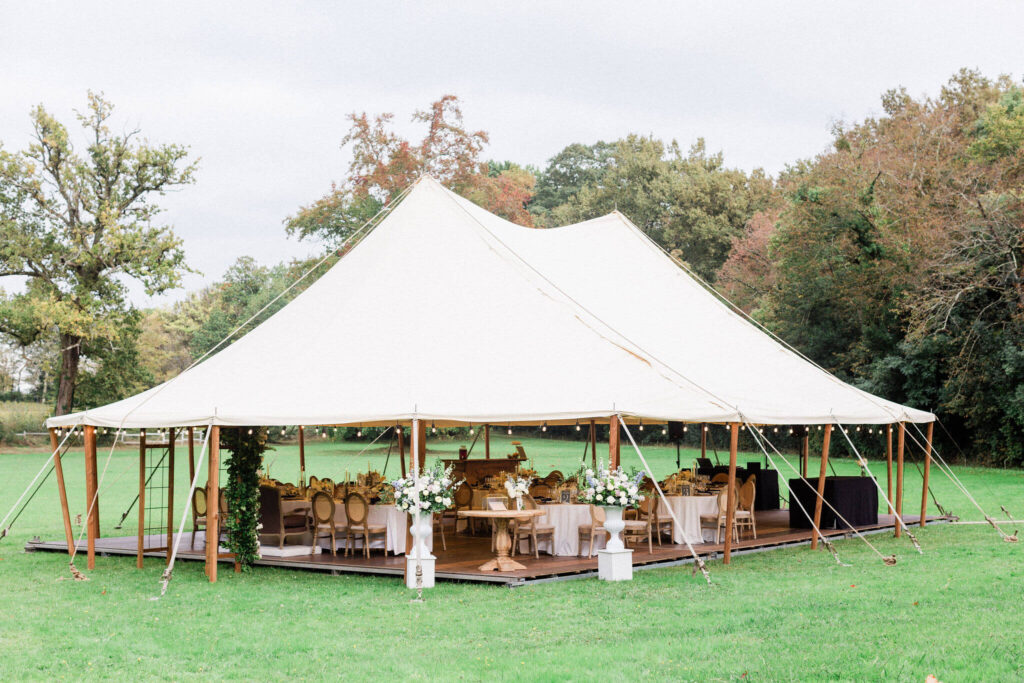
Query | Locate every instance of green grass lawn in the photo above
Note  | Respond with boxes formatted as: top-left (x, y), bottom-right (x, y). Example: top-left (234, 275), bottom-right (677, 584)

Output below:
top-left (1, 434), bottom-right (1022, 681)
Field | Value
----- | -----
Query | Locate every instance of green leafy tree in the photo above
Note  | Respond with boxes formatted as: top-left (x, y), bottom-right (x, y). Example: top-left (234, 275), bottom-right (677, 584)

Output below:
top-left (0, 92), bottom-right (197, 414)
top-left (543, 135), bottom-right (774, 281)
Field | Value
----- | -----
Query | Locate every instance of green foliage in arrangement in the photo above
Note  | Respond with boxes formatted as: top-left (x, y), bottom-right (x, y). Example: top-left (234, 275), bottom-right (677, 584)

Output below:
top-left (220, 427), bottom-right (269, 570)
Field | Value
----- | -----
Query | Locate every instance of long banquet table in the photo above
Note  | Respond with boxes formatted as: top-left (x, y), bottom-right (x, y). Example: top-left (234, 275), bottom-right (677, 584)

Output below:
top-left (657, 495), bottom-right (721, 544)
top-left (280, 499), bottom-right (429, 555)
top-left (531, 503), bottom-right (607, 556)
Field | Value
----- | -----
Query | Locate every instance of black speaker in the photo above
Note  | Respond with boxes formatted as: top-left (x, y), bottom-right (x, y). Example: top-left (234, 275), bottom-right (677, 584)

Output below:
top-left (792, 425), bottom-right (808, 438)
top-left (668, 421), bottom-right (686, 440)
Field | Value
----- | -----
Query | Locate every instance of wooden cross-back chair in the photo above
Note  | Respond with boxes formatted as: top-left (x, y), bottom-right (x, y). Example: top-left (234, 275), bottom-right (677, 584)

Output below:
top-left (344, 492), bottom-right (387, 557)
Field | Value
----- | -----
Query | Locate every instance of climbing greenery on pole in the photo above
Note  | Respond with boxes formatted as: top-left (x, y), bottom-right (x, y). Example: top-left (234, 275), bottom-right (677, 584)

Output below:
top-left (221, 427), bottom-right (269, 570)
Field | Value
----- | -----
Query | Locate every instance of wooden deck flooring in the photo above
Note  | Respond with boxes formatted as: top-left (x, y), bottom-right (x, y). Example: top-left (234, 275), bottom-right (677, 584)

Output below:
top-left (26, 510), bottom-right (943, 586)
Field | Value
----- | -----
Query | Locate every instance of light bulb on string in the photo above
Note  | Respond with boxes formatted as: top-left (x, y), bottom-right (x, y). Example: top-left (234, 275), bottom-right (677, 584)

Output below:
top-left (638, 420), bottom-right (644, 431)
top-left (575, 421), bottom-right (581, 432)
top-left (507, 425), bottom-right (512, 435)
top-left (357, 426), bottom-right (363, 437)
top-left (247, 428), bottom-right (253, 435)
top-left (431, 423), bottom-right (437, 434)
top-left (469, 426), bottom-right (475, 435)
top-left (321, 430), bottom-right (327, 438)
top-left (773, 427), bottom-right (779, 433)
top-left (661, 426), bottom-right (667, 435)
top-left (541, 423), bottom-right (547, 432)
top-left (281, 427), bottom-right (286, 436)
top-left (683, 425), bottom-right (688, 432)
top-left (703, 425), bottom-right (708, 432)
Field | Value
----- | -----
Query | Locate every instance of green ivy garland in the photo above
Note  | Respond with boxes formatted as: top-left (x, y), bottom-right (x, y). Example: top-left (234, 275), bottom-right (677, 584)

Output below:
top-left (221, 427), bottom-right (269, 570)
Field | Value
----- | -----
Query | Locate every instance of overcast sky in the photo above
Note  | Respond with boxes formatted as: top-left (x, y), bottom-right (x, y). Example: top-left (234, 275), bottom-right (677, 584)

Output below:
top-left (1, 1), bottom-right (1021, 307)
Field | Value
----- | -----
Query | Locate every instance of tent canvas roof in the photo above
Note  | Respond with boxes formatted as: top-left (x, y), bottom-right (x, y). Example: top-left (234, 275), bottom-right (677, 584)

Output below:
top-left (48, 177), bottom-right (933, 429)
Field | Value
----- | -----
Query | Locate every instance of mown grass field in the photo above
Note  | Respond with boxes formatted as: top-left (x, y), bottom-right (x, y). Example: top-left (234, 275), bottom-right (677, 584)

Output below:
top-left (0, 434), bottom-right (1022, 681)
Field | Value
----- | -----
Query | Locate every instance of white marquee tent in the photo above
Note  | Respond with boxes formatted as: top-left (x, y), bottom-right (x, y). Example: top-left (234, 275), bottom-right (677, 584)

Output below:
top-left (48, 176), bottom-right (933, 430)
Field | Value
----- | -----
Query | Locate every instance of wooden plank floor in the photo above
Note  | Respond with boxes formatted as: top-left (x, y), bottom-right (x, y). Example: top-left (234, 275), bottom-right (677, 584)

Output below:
top-left (27, 510), bottom-right (942, 586)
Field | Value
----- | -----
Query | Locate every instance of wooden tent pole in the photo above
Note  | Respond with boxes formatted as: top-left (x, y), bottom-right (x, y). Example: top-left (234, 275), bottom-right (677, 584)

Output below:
top-left (895, 423), bottom-right (905, 538)
top-left (398, 427), bottom-right (406, 477)
top-left (590, 420), bottom-right (597, 470)
top-left (608, 415), bottom-right (620, 470)
top-left (83, 426), bottom-right (98, 570)
top-left (885, 424), bottom-right (894, 516)
top-left (810, 424), bottom-right (832, 550)
top-left (167, 428), bottom-right (175, 565)
top-left (137, 429), bottom-right (147, 569)
top-left (920, 422), bottom-right (933, 527)
top-left (700, 423), bottom-right (707, 462)
top-left (298, 426), bottom-right (306, 493)
top-left (49, 429), bottom-right (75, 556)
top-left (187, 427), bottom-right (195, 484)
top-left (723, 423), bottom-right (739, 564)
top-left (801, 433), bottom-right (809, 478)
top-left (484, 424), bottom-right (490, 459)
top-left (205, 426), bottom-right (220, 582)
top-left (416, 420), bottom-right (426, 470)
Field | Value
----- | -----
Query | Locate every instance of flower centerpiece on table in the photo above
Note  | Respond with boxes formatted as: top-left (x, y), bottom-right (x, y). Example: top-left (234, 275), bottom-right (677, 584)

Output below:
top-left (504, 473), bottom-right (531, 509)
top-left (391, 462), bottom-right (460, 515)
top-left (577, 466), bottom-right (645, 509)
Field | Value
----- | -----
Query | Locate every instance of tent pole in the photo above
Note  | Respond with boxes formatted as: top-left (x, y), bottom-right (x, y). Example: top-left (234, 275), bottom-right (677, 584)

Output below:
top-left (205, 426), bottom-right (220, 582)
top-left (801, 433), bottom-right (809, 478)
top-left (398, 427), bottom-right (406, 477)
top-left (49, 429), bottom-right (75, 556)
top-left (84, 426), bottom-right (98, 570)
top-left (484, 424), bottom-right (490, 459)
top-left (608, 416), bottom-right (620, 470)
top-left (167, 428), bottom-right (175, 565)
top-left (723, 423), bottom-right (739, 564)
top-left (885, 425), bottom-right (894, 517)
top-left (895, 423), bottom-right (905, 538)
top-left (187, 427), bottom-right (195, 484)
top-left (417, 420), bottom-right (426, 470)
top-left (920, 422), bottom-right (933, 527)
top-left (700, 424), bottom-right (707, 461)
top-left (590, 420), bottom-right (597, 469)
top-left (298, 426), bottom-right (306, 494)
top-left (137, 430), bottom-right (147, 569)
top-left (810, 425), bottom-right (832, 550)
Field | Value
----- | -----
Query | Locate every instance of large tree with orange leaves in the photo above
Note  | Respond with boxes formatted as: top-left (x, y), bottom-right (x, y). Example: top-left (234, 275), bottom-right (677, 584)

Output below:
top-left (286, 95), bottom-right (535, 243)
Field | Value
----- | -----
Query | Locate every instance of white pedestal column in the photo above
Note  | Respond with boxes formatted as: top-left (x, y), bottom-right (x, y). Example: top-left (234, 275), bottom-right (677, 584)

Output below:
top-left (598, 548), bottom-right (633, 581)
top-left (405, 511), bottom-right (436, 589)
top-left (598, 505), bottom-right (632, 581)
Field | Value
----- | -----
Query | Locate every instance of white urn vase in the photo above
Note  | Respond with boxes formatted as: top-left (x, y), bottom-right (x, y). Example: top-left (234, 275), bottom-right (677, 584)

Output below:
top-left (409, 511), bottom-right (434, 560)
top-left (602, 505), bottom-right (626, 551)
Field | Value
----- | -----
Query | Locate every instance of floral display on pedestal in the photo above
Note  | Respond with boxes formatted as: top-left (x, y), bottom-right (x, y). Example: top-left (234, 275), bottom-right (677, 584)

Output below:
top-left (504, 474), bottom-right (530, 510)
top-left (577, 465), bottom-right (645, 551)
top-left (391, 462), bottom-right (460, 559)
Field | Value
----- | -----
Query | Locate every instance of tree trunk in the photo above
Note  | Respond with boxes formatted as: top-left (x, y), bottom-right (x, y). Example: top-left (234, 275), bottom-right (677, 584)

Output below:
top-left (55, 333), bottom-right (81, 416)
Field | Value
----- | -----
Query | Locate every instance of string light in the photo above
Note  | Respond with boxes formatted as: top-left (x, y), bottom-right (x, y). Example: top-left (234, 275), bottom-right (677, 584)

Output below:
top-left (281, 427), bottom-right (286, 436)
top-left (638, 420), bottom-right (644, 431)
top-left (575, 420), bottom-right (580, 432)
top-left (661, 426), bottom-right (667, 435)
top-left (856, 426), bottom-right (861, 432)
top-left (469, 426), bottom-right (475, 435)
top-left (357, 427), bottom-right (363, 437)
top-left (788, 428), bottom-right (794, 435)
top-left (541, 423), bottom-right (547, 432)
top-left (247, 428), bottom-right (253, 435)
top-left (703, 425), bottom-right (708, 432)
top-left (431, 423), bottom-right (437, 434)
top-left (773, 427), bottom-right (779, 433)
top-left (683, 425), bottom-right (688, 432)
top-left (817, 426), bottom-right (822, 431)
top-left (507, 425), bottom-right (512, 435)
top-left (321, 430), bottom-right (327, 438)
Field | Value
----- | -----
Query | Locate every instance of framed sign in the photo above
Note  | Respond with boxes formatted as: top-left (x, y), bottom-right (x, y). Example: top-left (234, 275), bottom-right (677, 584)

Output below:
top-left (559, 490), bottom-right (572, 504)
top-left (679, 484), bottom-right (691, 497)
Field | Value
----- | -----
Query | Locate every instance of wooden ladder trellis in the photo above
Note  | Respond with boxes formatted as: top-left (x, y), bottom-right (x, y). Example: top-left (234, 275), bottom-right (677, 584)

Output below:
top-left (137, 429), bottom-right (175, 568)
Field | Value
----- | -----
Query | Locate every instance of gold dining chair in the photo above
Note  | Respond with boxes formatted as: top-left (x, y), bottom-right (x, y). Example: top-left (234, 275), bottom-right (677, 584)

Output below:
top-left (344, 492), bottom-right (388, 557)
top-left (190, 488), bottom-right (207, 549)
top-left (700, 488), bottom-right (739, 544)
top-left (309, 491), bottom-right (348, 554)
top-left (577, 505), bottom-right (607, 557)
top-left (623, 500), bottom-right (654, 553)
top-left (735, 479), bottom-right (757, 539)
top-left (512, 495), bottom-right (555, 558)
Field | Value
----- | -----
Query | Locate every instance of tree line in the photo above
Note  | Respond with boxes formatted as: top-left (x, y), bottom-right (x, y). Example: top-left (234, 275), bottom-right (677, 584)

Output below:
top-left (2, 70), bottom-right (1022, 464)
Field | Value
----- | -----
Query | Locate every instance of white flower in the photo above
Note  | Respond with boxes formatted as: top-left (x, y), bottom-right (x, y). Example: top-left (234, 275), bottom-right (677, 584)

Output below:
top-left (434, 495), bottom-right (443, 503)
top-left (595, 493), bottom-right (603, 501)
top-left (443, 497), bottom-right (451, 506)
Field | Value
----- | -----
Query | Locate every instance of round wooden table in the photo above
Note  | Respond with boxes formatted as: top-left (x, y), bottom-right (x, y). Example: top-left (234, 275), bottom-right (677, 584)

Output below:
top-left (458, 509), bottom-right (545, 571)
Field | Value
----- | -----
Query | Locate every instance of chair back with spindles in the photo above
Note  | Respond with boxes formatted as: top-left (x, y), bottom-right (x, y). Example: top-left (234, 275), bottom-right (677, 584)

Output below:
top-left (716, 488), bottom-right (737, 518)
top-left (345, 492), bottom-right (369, 526)
top-left (312, 491), bottom-right (335, 527)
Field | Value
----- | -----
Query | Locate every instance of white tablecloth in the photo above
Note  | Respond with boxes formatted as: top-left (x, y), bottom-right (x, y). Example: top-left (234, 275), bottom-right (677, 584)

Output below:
top-left (658, 495), bottom-right (721, 544)
top-left (280, 500), bottom-right (430, 555)
top-left (526, 504), bottom-right (607, 557)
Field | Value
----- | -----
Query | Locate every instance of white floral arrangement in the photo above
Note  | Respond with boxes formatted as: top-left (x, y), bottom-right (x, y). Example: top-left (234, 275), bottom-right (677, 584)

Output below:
top-left (577, 466), bottom-right (645, 509)
top-left (504, 474), bottom-right (531, 505)
top-left (391, 462), bottom-right (460, 514)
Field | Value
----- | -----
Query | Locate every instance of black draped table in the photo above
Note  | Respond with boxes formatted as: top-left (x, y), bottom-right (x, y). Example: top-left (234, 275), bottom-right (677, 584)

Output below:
top-left (789, 476), bottom-right (878, 529)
